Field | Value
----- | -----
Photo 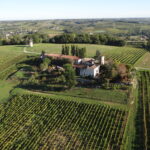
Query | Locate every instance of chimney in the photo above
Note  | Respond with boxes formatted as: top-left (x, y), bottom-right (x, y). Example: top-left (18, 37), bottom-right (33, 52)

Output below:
top-left (101, 56), bottom-right (105, 65)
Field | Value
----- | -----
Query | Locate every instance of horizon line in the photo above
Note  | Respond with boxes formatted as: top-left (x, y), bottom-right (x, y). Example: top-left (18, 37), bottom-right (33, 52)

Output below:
top-left (0, 17), bottom-right (150, 22)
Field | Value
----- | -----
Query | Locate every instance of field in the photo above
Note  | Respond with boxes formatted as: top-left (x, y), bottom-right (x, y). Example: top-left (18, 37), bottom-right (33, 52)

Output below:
top-left (134, 52), bottom-right (150, 68)
top-left (27, 43), bottom-right (147, 65)
top-left (1, 19), bottom-right (150, 35)
top-left (133, 71), bottom-right (150, 149)
top-left (0, 94), bottom-right (128, 150)
top-left (0, 43), bottom-right (149, 150)
top-left (0, 46), bottom-right (23, 67)
top-left (0, 80), bottom-right (17, 103)
top-left (49, 87), bottom-right (128, 104)
top-left (0, 44), bottom-right (146, 67)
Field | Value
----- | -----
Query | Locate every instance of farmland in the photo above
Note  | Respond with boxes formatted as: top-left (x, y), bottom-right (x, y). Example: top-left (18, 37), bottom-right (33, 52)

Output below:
top-left (1, 19), bottom-right (150, 36)
top-left (134, 71), bottom-right (150, 149)
top-left (0, 46), bottom-right (23, 67)
top-left (0, 44), bottom-right (147, 67)
top-left (27, 43), bottom-right (147, 65)
top-left (0, 94), bottom-right (128, 150)
top-left (0, 42), bottom-right (149, 150)
top-left (0, 80), bottom-right (17, 103)
top-left (48, 87), bottom-right (128, 104)
top-left (134, 52), bottom-right (150, 68)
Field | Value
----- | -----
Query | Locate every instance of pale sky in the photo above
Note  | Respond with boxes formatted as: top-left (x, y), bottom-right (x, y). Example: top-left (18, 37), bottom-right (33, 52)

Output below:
top-left (0, 0), bottom-right (150, 20)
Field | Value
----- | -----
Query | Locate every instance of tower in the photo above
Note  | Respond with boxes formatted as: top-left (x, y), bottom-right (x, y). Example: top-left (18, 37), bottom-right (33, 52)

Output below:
top-left (29, 39), bottom-right (33, 47)
top-left (101, 56), bottom-right (105, 65)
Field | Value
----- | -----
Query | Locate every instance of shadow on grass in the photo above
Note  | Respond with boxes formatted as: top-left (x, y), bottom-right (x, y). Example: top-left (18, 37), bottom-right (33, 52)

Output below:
top-left (16, 83), bottom-right (66, 92)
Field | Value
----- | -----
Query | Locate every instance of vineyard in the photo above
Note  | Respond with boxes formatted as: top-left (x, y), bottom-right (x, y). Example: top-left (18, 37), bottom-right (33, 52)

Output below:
top-left (0, 55), bottom-right (26, 80)
top-left (0, 94), bottom-right (128, 150)
top-left (105, 48), bottom-right (146, 65)
top-left (134, 71), bottom-right (150, 150)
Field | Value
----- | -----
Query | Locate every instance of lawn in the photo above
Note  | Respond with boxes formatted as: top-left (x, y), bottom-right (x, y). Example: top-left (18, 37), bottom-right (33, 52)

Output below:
top-left (47, 87), bottom-right (128, 104)
top-left (0, 45), bottom-right (24, 67)
top-left (0, 80), bottom-right (17, 103)
top-left (27, 43), bottom-right (147, 65)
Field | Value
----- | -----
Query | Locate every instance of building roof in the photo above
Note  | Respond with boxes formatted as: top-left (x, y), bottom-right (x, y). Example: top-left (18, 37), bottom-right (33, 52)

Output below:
top-left (73, 64), bottom-right (87, 69)
top-left (45, 54), bottom-right (80, 60)
top-left (82, 58), bottom-right (95, 62)
top-left (89, 65), bottom-right (100, 69)
top-left (74, 64), bottom-right (100, 69)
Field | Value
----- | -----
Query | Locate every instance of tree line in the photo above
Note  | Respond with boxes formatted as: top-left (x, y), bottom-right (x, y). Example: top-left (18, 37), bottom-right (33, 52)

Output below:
top-left (146, 39), bottom-right (150, 51)
top-left (50, 33), bottom-right (126, 46)
top-left (62, 45), bottom-right (86, 58)
top-left (0, 33), bottom-right (49, 45)
top-left (0, 33), bottom-right (125, 47)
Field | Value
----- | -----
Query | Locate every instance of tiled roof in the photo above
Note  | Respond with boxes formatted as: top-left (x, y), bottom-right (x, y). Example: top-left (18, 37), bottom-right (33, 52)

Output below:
top-left (73, 64), bottom-right (87, 69)
top-left (89, 65), bottom-right (99, 69)
top-left (74, 64), bottom-right (100, 69)
top-left (45, 54), bottom-right (80, 60)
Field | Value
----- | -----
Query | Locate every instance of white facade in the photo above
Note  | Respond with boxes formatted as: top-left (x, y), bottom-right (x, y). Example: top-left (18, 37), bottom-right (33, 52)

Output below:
top-left (80, 65), bottom-right (100, 78)
top-left (29, 39), bottom-right (33, 47)
top-left (76, 59), bottom-right (82, 64)
top-left (101, 56), bottom-right (105, 65)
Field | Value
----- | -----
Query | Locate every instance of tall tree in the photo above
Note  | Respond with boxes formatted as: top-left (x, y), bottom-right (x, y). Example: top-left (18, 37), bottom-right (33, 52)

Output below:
top-left (79, 47), bottom-right (86, 58)
top-left (71, 45), bottom-right (76, 56)
top-left (63, 64), bottom-right (76, 88)
top-left (147, 40), bottom-right (150, 50)
top-left (95, 50), bottom-right (101, 59)
top-left (66, 45), bottom-right (70, 55)
top-left (75, 46), bottom-right (79, 57)
top-left (62, 45), bottom-right (65, 54)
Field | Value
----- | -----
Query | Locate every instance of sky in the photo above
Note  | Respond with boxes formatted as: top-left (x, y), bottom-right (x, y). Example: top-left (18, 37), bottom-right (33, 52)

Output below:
top-left (0, 0), bottom-right (150, 20)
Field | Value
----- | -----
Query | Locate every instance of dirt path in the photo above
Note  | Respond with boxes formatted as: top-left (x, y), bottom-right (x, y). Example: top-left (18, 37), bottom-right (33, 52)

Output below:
top-left (135, 67), bottom-right (150, 71)
top-left (130, 77), bottom-right (138, 105)
top-left (23, 47), bottom-right (40, 55)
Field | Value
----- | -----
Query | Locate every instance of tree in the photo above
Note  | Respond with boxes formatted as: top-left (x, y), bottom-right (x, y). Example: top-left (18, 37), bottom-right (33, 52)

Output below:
top-left (41, 50), bottom-right (45, 56)
top-left (63, 64), bottom-right (76, 88)
top-left (79, 47), bottom-right (86, 58)
top-left (10, 35), bottom-right (23, 45)
top-left (0, 39), bottom-right (3, 46)
top-left (62, 45), bottom-right (65, 54)
top-left (40, 63), bottom-right (48, 71)
top-left (75, 46), bottom-right (79, 56)
top-left (100, 63), bottom-right (118, 82)
top-left (41, 50), bottom-right (46, 59)
top-left (40, 58), bottom-right (51, 71)
top-left (66, 45), bottom-right (70, 55)
top-left (63, 45), bottom-right (70, 55)
top-left (71, 45), bottom-right (76, 56)
top-left (95, 50), bottom-right (101, 59)
top-left (43, 57), bottom-right (51, 65)
top-left (147, 39), bottom-right (150, 50)
top-left (50, 33), bottom-right (126, 47)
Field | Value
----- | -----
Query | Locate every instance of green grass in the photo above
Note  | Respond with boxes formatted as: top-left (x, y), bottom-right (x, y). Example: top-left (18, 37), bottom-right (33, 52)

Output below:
top-left (0, 80), bottom-right (17, 103)
top-left (0, 44), bottom-right (146, 66)
top-left (27, 43), bottom-right (147, 65)
top-left (49, 87), bottom-right (128, 104)
top-left (11, 88), bottom-right (127, 109)
top-left (0, 45), bottom-right (24, 67)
